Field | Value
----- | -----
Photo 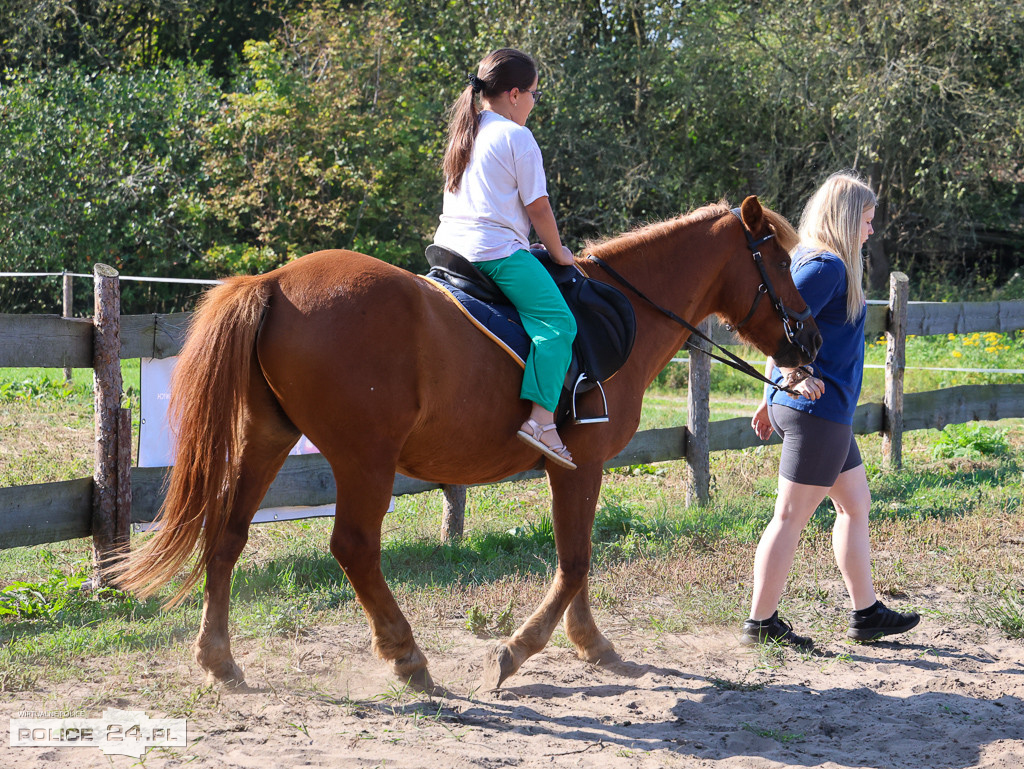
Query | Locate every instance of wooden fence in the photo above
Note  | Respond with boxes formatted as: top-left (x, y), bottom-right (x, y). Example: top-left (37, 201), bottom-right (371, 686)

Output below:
top-left (3, 268), bottom-right (1024, 574)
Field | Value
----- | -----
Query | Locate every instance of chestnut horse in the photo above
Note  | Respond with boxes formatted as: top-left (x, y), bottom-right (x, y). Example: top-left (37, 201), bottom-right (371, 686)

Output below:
top-left (116, 196), bottom-right (820, 691)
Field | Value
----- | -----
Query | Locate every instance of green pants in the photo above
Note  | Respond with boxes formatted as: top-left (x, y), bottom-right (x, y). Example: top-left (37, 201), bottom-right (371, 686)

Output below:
top-left (477, 250), bottom-right (577, 412)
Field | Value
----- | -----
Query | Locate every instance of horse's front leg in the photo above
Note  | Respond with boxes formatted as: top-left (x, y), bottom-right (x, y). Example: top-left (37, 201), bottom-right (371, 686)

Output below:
top-left (482, 463), bottom-right (607, 688)
top-left (563, 575), bottom-right (618, 664)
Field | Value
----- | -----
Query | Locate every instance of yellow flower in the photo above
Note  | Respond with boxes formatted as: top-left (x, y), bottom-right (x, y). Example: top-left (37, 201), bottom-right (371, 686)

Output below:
top-left (951, 350), bottom-right (962, 358)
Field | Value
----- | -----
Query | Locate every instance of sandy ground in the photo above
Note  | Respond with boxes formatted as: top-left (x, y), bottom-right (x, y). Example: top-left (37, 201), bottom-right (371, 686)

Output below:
top-left (3, 600), bottom-right (1023, 769)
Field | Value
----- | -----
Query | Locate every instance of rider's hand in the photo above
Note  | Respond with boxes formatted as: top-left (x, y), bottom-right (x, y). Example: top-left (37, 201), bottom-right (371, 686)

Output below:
top-left (751, 400), bottom-right (773, 440)
top-left (555, 244), bottom-right (574, 266)
top-left (530, 243), bottom-right (574, 267)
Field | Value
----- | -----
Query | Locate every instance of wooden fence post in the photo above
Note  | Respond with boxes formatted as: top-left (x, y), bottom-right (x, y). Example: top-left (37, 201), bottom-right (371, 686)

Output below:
top-left (883, 272), bottom-right (909, 469)
top-left (117, 406), bottom-right (133, 548)
top-left (686, 319), bottom-right (711, 505)
top-left (62, 271), bottom-right (73, 385)
top-left (90, 263), bottom-right (128, 585)
top-left (441, 484), bottom-right (466, 541)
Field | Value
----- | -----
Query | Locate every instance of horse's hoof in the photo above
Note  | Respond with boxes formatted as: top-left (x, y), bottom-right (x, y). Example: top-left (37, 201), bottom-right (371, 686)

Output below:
top-left (405, 666), bottom-right (436, 694)
top-left (481, 643), bottom-right (519, 690)
top-left (392, 646), bottom-right (432, 692)
top-left (203, 660), bottom-right (245, 687)
top-left (579, 638), bottom-right (619, 665)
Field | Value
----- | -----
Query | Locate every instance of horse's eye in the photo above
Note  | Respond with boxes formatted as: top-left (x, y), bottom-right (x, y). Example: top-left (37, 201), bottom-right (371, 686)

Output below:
top-left (779, 260), bottom-right (790, 271)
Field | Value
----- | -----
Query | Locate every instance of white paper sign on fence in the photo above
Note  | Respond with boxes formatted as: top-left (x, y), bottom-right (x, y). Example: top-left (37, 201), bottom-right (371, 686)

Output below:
top-left (139, 356), bottom-right (322, 467)
top-left (138, 356), bottom-right (383, 522)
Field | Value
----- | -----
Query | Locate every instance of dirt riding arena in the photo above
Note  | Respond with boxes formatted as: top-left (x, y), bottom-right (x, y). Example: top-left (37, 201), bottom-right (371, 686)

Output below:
top-left (3, 591), bottom-right (1023, 769)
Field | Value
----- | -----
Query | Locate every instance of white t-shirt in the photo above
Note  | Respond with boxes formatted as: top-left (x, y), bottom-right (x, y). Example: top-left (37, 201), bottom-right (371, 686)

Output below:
top-left (433, 110), bottom-right (548, 262)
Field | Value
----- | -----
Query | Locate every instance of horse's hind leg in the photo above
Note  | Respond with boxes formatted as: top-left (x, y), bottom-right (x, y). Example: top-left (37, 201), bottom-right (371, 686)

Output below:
top-left (326, 460), bottom-right (432, 692)
top-left (193, 395), bottom-right (299, 685)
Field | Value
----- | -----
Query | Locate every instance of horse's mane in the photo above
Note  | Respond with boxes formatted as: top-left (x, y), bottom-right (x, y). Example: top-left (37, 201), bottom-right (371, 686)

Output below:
top-left (584, 201), bottom-right (798, 257)
top-left (764, 208), bottom-right (799, 252)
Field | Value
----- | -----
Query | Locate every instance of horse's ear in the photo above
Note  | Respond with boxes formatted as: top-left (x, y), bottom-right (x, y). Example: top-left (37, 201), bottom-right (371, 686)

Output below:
top-left (739, 195), bottom-right (764, 233)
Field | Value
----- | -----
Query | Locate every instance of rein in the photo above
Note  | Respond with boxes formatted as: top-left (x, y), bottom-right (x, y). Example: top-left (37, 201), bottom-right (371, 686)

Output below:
top-left (584, 211), bottom-right (813, 396)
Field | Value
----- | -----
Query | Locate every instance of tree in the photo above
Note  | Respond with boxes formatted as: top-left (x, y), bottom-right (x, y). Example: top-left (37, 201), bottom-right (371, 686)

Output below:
top-left (0, 0), bottom-right (299, 79)
top-left (721, 0), bottom-right (1024, 292)
top-left (196, 6), bottom-right (447, 271)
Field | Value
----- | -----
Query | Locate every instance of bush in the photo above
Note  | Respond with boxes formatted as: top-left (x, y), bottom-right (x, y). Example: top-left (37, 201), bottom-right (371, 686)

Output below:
top-left (0, 63), bottom-right (221, 313)
top-left (197, 11), bottom-right (443, 274)
top-left (931, 423), bottom-right (1010, 460)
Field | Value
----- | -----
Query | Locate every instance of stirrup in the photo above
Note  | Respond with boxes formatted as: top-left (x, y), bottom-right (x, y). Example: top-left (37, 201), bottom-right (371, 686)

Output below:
top-left (570, 373), bottom-right (609, 425)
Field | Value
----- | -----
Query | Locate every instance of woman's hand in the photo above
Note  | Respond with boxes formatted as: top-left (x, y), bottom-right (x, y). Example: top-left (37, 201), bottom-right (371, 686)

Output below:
top-left (751, 400), bottom-right (773, 440)
top-left (791, 375), bottom-right (825, 400)
top-left (777, 366), bottom-right (823, 400)
top-left (529, 242), bottom-right (575, 266)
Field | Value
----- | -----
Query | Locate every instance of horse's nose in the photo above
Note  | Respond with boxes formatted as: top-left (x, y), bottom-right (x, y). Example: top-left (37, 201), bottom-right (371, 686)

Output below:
top-left (810, 331), bottom-right (823, 358)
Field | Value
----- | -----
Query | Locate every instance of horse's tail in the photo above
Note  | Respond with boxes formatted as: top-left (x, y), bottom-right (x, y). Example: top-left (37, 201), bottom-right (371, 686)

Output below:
top-left (112, 275), bottom-right (271, 606)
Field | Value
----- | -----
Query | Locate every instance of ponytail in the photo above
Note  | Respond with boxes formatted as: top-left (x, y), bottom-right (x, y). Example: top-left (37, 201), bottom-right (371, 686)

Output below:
top-left (442, 48), bottom-right (538, 193)
top-left (443, 87), bottom-right (481, 193)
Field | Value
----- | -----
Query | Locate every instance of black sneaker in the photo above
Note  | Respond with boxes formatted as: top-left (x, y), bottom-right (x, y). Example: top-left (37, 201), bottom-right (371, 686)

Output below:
top-left (740, 612), bottom-right (814, 650)
top-left (847, 600), bottom-right (920, 642)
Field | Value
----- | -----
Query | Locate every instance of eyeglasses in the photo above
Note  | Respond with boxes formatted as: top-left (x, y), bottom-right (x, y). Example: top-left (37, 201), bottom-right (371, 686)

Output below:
top-left (525, 89), bottom-right (542, 103)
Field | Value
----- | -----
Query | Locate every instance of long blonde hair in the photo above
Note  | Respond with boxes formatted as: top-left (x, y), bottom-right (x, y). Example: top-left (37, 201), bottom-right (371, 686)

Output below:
top-left (442, 48), bottom-right (537, 193)
top-left (796, 171), bottom-right (876, 323)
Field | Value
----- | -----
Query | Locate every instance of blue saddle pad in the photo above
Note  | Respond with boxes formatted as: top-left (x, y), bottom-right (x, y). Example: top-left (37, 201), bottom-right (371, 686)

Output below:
top-left (435, 279), bottom-right (531, 363)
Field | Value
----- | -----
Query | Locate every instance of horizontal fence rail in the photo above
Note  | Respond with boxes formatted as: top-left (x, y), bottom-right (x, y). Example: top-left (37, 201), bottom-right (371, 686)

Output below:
top-left (5, 297), bottom-right (1024, 366)
top-left (0, 312), bottom-right (190, 366)
top-left (2, 266), bottom-right (1024, 555)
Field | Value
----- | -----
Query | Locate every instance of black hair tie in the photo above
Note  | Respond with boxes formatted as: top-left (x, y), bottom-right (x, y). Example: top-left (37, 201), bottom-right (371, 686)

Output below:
top-left (468, 74), bottom-right (485, 93)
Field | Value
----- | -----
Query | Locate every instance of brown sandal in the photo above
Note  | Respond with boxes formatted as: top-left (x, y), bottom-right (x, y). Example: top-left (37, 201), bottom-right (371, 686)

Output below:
top-left (516, 418), bottom-right (577, 470)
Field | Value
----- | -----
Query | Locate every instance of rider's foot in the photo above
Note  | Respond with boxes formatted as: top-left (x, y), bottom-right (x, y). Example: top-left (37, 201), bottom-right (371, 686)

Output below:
top-left (517, 418), bottom-right (576, 470)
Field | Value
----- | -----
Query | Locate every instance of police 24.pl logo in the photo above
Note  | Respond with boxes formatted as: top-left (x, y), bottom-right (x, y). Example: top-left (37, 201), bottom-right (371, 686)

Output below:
top-left (11, 708), bottom-right (186, 758)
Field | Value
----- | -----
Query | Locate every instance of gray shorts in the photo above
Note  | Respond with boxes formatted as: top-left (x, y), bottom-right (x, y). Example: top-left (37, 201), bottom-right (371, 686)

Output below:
top-left (767, 403), bottom-right (862, 487)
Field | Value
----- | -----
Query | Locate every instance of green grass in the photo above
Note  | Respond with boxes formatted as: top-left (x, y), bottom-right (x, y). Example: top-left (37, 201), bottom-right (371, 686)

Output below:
top-left (1, 424), bottom-right (1021, 691)
top-left (0, 361), bottom-right (141, 485)
top-left (0, 361), bottom-right (141, 403)
top-left (972, 589), bottom-right (1024, 639)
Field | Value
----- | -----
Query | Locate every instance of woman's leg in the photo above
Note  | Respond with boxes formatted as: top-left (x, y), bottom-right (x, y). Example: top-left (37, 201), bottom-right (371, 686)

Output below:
top-left (828, 463), bottom-right (877, 610)
top-left (477, 251), bottom-right (575, 411)
top-left (748, 476), bottom-right (830, 621)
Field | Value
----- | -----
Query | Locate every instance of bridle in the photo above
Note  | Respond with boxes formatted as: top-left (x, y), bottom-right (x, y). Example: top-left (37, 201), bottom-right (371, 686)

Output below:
top-left (584, 209), bottom-right (815, 395)
top-left (725, 208), bottom-right (815, 363)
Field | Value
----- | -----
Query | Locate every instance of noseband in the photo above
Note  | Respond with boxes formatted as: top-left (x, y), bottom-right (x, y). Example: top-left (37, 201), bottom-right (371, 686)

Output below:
top-left (726, 208), bottom-right (814, 361)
